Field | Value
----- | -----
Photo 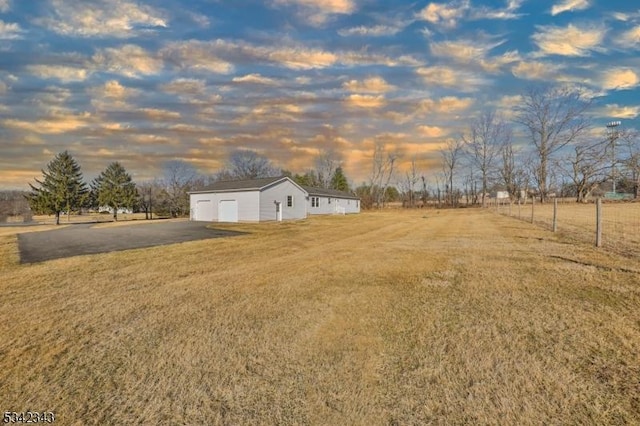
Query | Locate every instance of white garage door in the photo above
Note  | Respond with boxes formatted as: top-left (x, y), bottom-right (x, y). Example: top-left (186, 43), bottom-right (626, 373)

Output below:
top-left (218, 200), bottom-right (238, 222)
top-left (195, 199), bottom-right (214, 221)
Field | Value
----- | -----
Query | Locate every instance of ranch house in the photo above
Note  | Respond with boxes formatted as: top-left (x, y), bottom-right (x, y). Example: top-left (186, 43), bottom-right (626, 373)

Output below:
top-left (189, 176), bottom-right (360, 222)
top-left (303, 186), bottom-right (360, 216)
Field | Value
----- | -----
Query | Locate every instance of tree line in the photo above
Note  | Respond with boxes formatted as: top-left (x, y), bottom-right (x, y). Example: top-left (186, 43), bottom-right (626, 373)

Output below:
top-left (371, 85), bottom-right (640, 209)
top-left (22, 148), bottom-right (356, 224)
top-left (436, 86), bottom-right (640, 206)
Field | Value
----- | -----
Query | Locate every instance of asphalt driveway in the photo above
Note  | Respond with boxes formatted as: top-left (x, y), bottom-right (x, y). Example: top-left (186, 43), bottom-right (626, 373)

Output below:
top-left (17, 220), bottom-right (245, 264)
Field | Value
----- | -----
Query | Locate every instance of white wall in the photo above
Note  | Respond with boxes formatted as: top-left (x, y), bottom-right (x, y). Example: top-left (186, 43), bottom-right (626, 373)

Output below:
top-left (307, 196), bottom-right (360, 215)
top-left (260, 180), bottom-right (307, 221)
top-left (190, 193), bottom-right (217, 221)
top-left (307, 196), bottom-right (334, 215)
top-left (230, 191), bottom-right (260, 221)
top-left (341, 197), bottom-right (360, 214)
top-left (190, 191), bottom-right (260, 221)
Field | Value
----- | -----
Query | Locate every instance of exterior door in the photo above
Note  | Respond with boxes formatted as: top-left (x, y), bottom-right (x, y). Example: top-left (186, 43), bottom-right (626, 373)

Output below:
top-left (218, 200), bottom-right (238, 222)
top-left (275, 201), bottom-right (282, 221)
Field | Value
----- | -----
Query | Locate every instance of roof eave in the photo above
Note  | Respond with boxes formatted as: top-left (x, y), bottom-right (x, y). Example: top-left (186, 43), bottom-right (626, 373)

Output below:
top-left (188, 187), bottom-right (262, 194)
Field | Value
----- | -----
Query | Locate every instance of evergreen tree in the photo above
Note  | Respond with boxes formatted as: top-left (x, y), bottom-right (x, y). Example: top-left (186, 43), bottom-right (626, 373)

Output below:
top-left (26, 151), bottom-right (88, 225)
top-left (330, 167), bottom-right (350, 192)
top-left (93, 162), bottom-right (137, 221)
top-left (292, 171), bottom-right (321, 187)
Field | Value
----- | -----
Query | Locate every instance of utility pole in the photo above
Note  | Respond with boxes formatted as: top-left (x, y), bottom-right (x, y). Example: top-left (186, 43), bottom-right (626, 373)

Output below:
top-left (606, 121), bottom-right (621, 195)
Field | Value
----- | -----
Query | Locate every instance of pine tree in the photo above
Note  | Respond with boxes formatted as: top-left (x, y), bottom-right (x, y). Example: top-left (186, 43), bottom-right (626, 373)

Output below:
top-left (292, 171), bottom-right (321, 187)
top-left (330, 167), bottom-right (350, 192)
top-left (93, 162), bottom-right (137, 221)
top-left (26, 151), bottom-right (88, 225)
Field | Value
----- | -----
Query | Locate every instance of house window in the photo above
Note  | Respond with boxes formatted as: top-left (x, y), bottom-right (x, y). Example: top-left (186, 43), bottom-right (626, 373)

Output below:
top-left (328, 198), bottom-right (331, 204)
top-left (311, 197), bottom-right (320, 207)
top-left (287, 195), bottom-right (293, 207)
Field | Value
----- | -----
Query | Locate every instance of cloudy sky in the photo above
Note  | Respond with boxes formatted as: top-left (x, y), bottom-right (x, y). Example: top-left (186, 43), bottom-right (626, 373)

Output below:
top-left (1, 0), bottom-right (639, 189)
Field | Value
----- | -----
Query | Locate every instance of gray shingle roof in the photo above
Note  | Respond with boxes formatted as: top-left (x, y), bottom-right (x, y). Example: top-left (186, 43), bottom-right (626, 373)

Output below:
top-left (189, 176), bottom-right (360, 200)
top-left (190, 176), bottom-right (285, 193)
top-left (301, 186), bottom-right (359, 200)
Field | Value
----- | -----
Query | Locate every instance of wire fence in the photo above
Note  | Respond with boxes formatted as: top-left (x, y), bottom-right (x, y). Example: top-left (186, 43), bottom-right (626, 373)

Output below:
top-left (494, 198), bottom-right (640, 257)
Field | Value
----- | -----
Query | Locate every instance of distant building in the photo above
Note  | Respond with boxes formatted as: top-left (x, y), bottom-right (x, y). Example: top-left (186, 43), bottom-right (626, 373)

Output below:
top-left (98, 206), bottom-right (133, 214)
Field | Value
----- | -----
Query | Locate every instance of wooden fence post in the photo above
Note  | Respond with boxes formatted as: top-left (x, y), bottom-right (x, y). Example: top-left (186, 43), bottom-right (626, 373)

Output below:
top-left (531, 196), bottom-right (535, 224)
top-left (596, 198), bottom-right (602, 247)
top-left (552, 198), bottom-right (558, 232)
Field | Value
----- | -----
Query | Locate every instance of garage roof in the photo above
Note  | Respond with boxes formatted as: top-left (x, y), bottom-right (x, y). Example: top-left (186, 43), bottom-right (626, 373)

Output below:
top-left (189, 176), bottom-right (360, 200)
top-left (191, 176), bottom-right (284, 193)
top-left (301, 186), bottom-right (360, 200)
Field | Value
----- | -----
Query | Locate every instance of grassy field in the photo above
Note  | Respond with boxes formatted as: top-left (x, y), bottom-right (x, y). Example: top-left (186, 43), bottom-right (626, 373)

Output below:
top-left (496, 200), bottom-right (640, 256)
top-left (1, 209), bottom-right (639, 424)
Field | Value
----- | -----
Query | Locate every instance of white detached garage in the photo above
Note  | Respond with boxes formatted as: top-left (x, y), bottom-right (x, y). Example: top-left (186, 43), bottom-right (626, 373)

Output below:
top-left (189, 176), bottom-right (308, 222)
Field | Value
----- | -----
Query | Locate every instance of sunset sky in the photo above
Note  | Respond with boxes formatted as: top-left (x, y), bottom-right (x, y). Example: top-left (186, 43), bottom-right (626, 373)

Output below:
top-left (1, 0), bottom-right (639, 190)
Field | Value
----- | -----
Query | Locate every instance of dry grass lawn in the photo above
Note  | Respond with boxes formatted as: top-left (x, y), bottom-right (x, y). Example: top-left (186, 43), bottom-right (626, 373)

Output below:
top-left (26, 212), bottom-right (155, 225)
top-left (497, 200), bottom-right (640, 256)
top-left (1, 209), bottom-right (639, 424)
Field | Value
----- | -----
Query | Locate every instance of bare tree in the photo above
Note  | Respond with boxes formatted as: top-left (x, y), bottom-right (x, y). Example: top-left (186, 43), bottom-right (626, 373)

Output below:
top-left (440, 138), bottom-right (465, 206)
top-left (162, 160), bottom-right (198, 217)
top-left (433, 173), bottom-right (443, 207)
top-left (463, 111), bottom-right (509, 207)
top-left (136, 179), bottom-right (166, 219)
top-left (226, 149), bottom-right (279, 180)
top-left (620, 129), bottom-right (640, 198)
top-left (514, 86), bottom-right (591, 202)
top-left (314, 149), bottom-right (341, 189)
top-left (0, 190), bottom-right (31, 222)
top-left (499, 138), bottom-right (529, 201)
top-left (559, 138), bottom-right (610, 202)
top-left (420, 175), bottom-right (429, 207)
top-left (369, 142), bottom-right (397, 208)
top-left (398, 158), bottom-right (420, 207)
top-left (462, 168), bottom-right (479, 205)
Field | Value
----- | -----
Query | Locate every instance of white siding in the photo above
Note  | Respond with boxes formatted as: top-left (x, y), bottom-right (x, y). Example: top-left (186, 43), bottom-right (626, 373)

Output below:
top-left (190, 191), bottom-right (260, 221)
top-left (308, 196), bottom-right (334, 215)
top-left (308, 196), bottom-right (360, 215)
top-left (260, 180), bottom-right (307, 221)
top-left (190, 193), bottom-right (217, 221)
top-left (230, 191), bottom-right (260, 221)
top-left (340, 197), bottom-right (360, 214)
